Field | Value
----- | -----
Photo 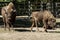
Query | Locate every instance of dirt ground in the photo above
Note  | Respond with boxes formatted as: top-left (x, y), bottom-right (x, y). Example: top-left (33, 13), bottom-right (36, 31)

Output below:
top-left (0, 28), bottom-right (60, 40)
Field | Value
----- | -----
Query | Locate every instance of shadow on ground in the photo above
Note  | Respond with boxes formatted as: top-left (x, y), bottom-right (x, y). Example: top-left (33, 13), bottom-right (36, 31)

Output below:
top-left (14, 28), bottom-right (60, 33)
top-left (14, 29), bottom-right (31, 32)
top-left (47, 30), bottom-right (60, 33)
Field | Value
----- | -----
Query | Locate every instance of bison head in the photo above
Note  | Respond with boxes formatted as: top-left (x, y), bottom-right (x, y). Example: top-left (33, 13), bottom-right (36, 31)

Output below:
top-left (6, 2), bottom-right (16, 20)
top-left (47, 18), bottom-right (56, 29)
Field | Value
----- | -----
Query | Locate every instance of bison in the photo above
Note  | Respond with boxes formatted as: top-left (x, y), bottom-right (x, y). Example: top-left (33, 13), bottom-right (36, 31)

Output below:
top-left (30, 10), bottom-right (56, 32)
top-left (1, 2), bottom-right (16, 31)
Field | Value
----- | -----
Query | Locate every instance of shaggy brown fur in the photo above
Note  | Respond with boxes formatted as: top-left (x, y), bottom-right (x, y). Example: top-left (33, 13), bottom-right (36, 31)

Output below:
top-left (1, 2), bottom-right (16, 31)
top-left (31, 10), bottom-right (56, 32)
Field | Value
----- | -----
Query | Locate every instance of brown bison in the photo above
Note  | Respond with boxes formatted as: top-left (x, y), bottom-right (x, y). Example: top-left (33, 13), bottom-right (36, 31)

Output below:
top-left (30, 10), bottom-right (56, 32)
top-left (1, 2), bottom-right (16, 31)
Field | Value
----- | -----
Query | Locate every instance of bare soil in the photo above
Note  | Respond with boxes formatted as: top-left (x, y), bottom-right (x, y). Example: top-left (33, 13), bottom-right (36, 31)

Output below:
top-left (0, 28), bottom-right (60, 40)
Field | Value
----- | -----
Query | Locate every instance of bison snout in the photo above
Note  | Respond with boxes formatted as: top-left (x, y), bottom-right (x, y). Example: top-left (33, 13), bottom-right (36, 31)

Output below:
top-left (48, 21), bottom-right (56, 28)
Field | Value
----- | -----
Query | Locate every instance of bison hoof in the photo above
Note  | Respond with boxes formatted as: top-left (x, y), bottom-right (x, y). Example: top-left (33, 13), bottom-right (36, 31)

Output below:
top-left (31, 31), bottom-right (33, 32)
top-left (45, 30), bottom-right (48, 32)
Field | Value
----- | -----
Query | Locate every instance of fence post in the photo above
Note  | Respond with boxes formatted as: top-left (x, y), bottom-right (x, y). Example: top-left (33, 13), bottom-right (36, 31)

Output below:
top-left (46, 3), bottom-right (50, 10)
top-left (28, 0), bottom-right (31, 16)
top-left (55, 2), bottom-right (60, 18)
top-left (40, 1), bottom-right (43, 11)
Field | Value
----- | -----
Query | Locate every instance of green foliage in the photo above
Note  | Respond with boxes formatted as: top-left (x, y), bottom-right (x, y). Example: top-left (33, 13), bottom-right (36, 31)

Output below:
top-left (16, 0), bottom-right (26, 2)
top-left (0, 0), bottom-right (3, 2)
top-left (40, 0), bottom-right (48, 2)
top-left (0, 0), bottom-right (12, 2)
top-left (0, 0), bottom-right (49, 2)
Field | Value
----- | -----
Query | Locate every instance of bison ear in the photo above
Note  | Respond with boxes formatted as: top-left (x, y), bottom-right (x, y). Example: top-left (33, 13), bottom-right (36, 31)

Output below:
top-left (48, 18), bottom-right (56, 22)
top-left (52, 18), bottom-right (56, 22)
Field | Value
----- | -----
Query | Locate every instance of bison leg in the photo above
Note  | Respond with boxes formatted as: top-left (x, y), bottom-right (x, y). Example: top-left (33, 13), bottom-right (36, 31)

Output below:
top-left (43, 20), bottom-right (47, 32)
top-left (31, 21), bottom-right (34, 32)
top-left (4, 22), bottom-right (6, 30)
top-left (9, 23), bottom-right (13, 31)
top-left (7, 23), bottom-right (10, 31)
top-left (11, 23), bottom-right (14, 31)
top-left (35, 20), bottom-right (39, 32)
top-left (3, 17), bottom-right (6, 30)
